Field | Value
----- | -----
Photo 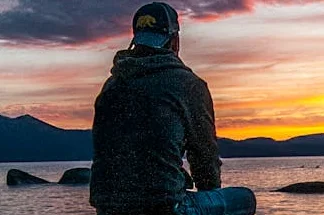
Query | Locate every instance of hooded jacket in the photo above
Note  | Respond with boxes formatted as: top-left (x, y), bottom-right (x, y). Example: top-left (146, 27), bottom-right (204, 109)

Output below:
top-left (90, 48), bottom-right (221, 213)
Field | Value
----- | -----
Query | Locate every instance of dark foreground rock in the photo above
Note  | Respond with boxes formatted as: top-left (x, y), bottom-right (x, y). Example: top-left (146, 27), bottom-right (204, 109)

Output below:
top-left (274, 182), bottom-right (324, 194)
top-left (7, 169), bottom-right (50, 186)
top-left (7, 168), bottom-right (91, 186)
top-left (58, 168), bottom-right (91, 184)
top-left (8, 167), bottom-right (189, 187)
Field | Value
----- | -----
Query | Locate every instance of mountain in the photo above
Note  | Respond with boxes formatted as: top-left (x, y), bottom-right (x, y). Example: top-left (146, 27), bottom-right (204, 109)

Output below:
top-left (0, 114), bottom-right (324, 162)
top-left (0, 114), bottom-right (92, 162)
top-left (218, 134), bottom-right (324, 158)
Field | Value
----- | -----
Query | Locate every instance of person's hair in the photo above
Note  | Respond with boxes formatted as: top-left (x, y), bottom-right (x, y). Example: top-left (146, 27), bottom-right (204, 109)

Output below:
top-left (132, 44), bottom-right (158, 57)
top-left (163, 32), bottom-right (179, 49)
top-left (163, 39), bottom-right (172, 49)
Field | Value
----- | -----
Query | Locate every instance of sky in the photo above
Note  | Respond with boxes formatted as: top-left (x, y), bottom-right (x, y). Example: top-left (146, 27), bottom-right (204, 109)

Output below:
top-left (1, 0), bottom-right (324, 140)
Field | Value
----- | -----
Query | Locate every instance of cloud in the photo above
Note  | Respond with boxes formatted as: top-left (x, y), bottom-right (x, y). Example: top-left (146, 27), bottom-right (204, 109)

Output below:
top-left (184, 0), bottom-right (254, 21)
top-left (1, 103), bottom-right (94, 129)
top-left (0, 0), bottom-right (135, 46)
top-left (216, 108), bottom-right (258, 118)
top-left (216, 115), bottom-right (324, 129)
top-left (2, 78), bottom-right (103, 106)
top-left (8, 64), bottom-right (107, 84)
top-left (0, 62), bottom-right (108, 106)
top-left (257, 0), bottom-right (324, 5)
top-left (1, 0), bottom-right (323, 46)
top-left (15, 84), bottom-right (100, 101)
top-left (0, 0), bottom-right (19, 13)
top-left (0, 0), bottom-right (255, 46)
top-left (265, 13), bottom-right (324, 24)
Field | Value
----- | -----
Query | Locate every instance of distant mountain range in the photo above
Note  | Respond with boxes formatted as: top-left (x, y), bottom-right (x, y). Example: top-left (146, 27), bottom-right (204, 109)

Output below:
top-left (218, 135), bottom-right (324, 158)
top-left (0, 114), bottom-right (323, 162)
top-left (0, 114), bottom-right (92, 162)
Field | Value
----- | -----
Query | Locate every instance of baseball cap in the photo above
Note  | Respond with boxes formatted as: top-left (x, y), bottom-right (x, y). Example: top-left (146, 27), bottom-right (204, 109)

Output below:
top-left (131, 2), bottom-right (180, 48)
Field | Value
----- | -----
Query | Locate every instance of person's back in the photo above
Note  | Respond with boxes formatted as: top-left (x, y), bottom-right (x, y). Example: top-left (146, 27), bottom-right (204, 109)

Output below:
top-left (90, 2), bottom-right (223, 214)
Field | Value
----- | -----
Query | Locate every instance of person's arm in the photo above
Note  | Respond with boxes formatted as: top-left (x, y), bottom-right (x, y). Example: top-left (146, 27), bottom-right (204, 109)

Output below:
top-left (91, 77), bottom-right (115, 162)
top-left (90, 77), bottom-right (115, 203)
top-left (185, 80), bottom-right (222, 191)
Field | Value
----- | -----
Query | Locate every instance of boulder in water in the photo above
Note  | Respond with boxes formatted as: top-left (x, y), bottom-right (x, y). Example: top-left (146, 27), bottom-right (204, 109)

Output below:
top-left (7, 169), bottom-right (50, 186)
top-left (274, 182), bottom-right (324, 194)
top-left (58, 168), bottom-right (90, 184)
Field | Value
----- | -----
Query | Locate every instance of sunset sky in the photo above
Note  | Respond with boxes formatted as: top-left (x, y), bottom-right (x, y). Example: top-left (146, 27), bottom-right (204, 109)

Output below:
top-left (1, 0), bottom-right (324, 140)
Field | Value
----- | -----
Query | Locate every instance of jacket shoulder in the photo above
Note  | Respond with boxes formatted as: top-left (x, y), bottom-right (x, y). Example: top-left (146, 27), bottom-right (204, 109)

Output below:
top-left (100, 76), bottom-right (117, 93)
top-left (166, 67), bottom-right (206, 85)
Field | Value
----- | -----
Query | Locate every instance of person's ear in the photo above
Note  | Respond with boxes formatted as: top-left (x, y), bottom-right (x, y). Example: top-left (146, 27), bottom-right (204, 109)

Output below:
top-left (171, 34), bottom-right (180, 56)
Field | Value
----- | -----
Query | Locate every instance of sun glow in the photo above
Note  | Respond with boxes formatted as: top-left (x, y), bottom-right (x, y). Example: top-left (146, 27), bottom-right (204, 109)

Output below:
top-left (217, 124), bottom-right (324, 141)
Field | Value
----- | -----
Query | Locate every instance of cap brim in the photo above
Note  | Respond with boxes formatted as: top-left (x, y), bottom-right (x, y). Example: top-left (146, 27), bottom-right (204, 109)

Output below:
top-left (133, 32), bottom-right (170, 48)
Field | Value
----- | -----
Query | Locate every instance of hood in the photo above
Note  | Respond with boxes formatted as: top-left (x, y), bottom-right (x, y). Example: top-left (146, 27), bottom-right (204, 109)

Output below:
top-left (111, 48), bottom-right (191, 80)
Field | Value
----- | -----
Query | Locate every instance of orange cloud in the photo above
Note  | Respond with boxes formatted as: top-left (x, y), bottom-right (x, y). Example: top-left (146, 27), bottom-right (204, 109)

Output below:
top-left (216, 115), bottom-right (324, 129)
top-left (213, 93), bottom-right (324, 140)
top-left (1, 103), bottom-right (94, 129)
top-left (191, 13), bottom-right (221, 22)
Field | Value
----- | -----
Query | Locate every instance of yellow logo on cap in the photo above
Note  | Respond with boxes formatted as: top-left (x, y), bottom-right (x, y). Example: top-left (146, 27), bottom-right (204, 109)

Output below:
top-left (136, 15), bottom-right (156, 28)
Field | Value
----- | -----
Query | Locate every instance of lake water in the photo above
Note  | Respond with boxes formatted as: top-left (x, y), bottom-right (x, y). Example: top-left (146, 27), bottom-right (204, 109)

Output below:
top-left (0, 157), bottom-right (324, 215)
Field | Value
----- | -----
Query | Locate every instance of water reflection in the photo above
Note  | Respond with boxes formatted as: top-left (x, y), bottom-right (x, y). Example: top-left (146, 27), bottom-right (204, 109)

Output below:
top-left (0, 158), bottom-right (324, 214)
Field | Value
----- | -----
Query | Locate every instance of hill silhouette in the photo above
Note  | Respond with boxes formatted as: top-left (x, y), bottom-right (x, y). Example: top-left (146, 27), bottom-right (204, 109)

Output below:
top-left (218, 134), bottom-right (324, 158)
top-left (0, 114), bottom-right (323, 162)
top-left (0, 114), bottom-right (92, 162)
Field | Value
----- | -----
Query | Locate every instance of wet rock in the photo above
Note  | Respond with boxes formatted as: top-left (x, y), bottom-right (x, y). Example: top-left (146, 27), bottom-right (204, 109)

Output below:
top-left (7, 169), bottom-right (50, 186)
top-left (58, 168), bottom-right (90, 184)
top-left (274, 182), bottom-right (324, 194)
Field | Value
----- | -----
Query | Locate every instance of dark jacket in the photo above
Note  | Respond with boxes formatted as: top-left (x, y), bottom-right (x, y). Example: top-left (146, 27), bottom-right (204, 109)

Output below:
top-left (90, 47), bottom-right (221, 213)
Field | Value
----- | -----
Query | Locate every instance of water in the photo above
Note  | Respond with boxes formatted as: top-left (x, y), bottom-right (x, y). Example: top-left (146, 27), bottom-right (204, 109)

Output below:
top-left (0, 157), bottom-right (324, 215)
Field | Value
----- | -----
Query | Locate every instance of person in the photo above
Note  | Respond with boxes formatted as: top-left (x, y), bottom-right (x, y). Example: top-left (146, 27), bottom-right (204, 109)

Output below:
top-left (90, 2), bottom-right (255, 215)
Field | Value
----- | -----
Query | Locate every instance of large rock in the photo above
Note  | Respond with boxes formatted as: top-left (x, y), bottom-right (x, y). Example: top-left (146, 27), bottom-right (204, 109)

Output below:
top-left (58, 168), bottom-right (91, 184)
top-left (274, 182), bottom-right (324, 194)
top-left (7, 169), bottom-right (50, 186)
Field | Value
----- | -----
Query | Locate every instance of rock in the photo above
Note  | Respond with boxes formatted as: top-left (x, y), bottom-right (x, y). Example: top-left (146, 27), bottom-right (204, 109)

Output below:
top-left (7, 169), bottom-right (50, 186)
top-left (58, 168), bottom-right (91, 184)
top-left (274, 182), bottom-right (324, 194)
